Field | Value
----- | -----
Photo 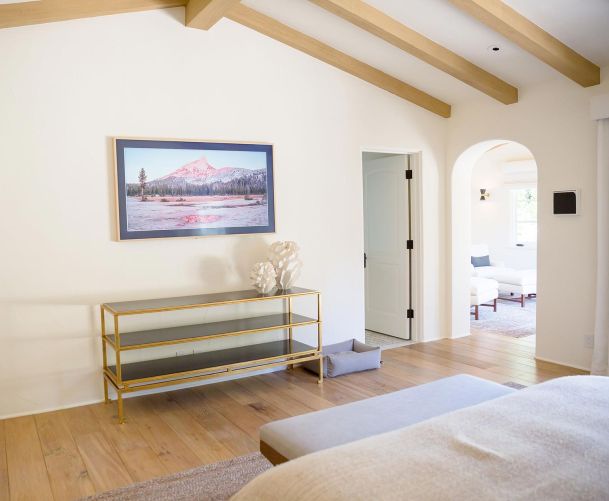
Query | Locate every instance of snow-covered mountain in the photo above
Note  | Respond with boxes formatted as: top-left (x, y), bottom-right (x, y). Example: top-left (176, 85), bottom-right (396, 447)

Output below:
top-left (156, 156), bottom-right (260, 185)
top-left (129, 155), bottom-right (267, 197)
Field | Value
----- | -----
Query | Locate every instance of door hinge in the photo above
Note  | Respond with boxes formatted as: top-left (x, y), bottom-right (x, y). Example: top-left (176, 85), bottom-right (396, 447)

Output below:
top-left (406, 240), bottom-right (414, 250)
top-left (405, 170), bottom-right (413, 180)
top-left (407, 309), bottom-right (414, 319)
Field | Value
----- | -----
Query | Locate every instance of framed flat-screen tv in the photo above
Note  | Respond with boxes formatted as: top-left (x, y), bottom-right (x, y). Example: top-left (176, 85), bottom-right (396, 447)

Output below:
top-left (114, 138), bottom-right (275, 240)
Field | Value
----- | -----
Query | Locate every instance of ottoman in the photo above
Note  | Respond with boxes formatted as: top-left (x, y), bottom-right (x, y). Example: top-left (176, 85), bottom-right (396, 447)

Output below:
top-left (259, 375), bottom-right (515, 464)
top-left (494, 269), bottom-right (537, 307)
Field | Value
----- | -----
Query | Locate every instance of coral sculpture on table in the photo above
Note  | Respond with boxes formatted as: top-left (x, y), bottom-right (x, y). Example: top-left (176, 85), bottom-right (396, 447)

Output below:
top-left (269, 241), bottom-right (302, 291)
top-left (250, 261), bottom-right (277, 294)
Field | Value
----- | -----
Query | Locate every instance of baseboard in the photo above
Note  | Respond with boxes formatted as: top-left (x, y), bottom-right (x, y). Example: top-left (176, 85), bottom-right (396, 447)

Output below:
top-left (0, 365), bottom-right (284, 421)
top-left (416, 331), bottom-right (470, 343)
top-left (0, 398), bottom-right (105, 421)
top-left (534, 356), bottom-right (590, 372)
top-left (450, 331), bottom-right (471, 339)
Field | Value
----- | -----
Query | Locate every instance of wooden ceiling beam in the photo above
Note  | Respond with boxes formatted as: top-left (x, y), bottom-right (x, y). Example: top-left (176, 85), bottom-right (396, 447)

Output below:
top-left (225, 4), bottom-right (451, 118)
top-left (310, 0), bottom-right (517, 104)
top-left (448, 0), bottom-right (600, 87)
top-left (185, 0), bottom-right (240, 30)
top-left (0, 0), bottom-right (186, 29)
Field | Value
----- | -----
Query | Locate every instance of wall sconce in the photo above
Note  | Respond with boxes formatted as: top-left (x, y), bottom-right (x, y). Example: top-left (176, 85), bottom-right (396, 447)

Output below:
top-left (480, 189), bottom-right (490, 201)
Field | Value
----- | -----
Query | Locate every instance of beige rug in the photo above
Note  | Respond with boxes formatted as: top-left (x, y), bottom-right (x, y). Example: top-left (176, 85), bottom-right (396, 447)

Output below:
top-left (471, 296), bottom-right (536, 338)
top-left (81, 453), bottom-right (272, 501)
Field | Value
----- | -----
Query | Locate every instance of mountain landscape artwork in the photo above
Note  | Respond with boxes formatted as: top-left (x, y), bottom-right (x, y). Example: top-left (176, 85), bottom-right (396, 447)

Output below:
top-left (114, 139), bottom-right (275, 240)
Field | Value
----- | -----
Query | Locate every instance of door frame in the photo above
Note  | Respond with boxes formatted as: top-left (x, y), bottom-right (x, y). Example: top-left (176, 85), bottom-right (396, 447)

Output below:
top-left (361, 147), bottom-right (423, 344)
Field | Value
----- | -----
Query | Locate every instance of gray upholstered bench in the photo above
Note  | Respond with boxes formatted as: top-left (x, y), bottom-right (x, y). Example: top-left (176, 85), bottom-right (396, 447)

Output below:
top-left (260, 374), bottom-right (515, 464)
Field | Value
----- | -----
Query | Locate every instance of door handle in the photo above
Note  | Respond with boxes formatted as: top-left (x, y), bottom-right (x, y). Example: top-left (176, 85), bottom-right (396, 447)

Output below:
top-left (364, 252), bottom-right (367, 268)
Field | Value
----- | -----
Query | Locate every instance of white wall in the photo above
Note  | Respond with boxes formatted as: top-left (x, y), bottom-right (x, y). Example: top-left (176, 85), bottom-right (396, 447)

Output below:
top-left (471, 146), bottom-right (537, 270)
top-left (448, 70), bottom-right (609, 370)
top-left (0, 8), bottom-right (447, 418)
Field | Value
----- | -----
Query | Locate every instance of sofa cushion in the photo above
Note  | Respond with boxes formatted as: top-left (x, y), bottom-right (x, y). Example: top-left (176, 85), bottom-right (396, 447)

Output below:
top-left (470, 277), bottom-right (498, 294)
top-left (471, 291), bottom-right (499, 306)
top-left (259, 375), bottom-right (515, 461)
top-left (472, 265), bottom-right (513, 279)
top-left (471, 255), bottom-right (491, 267)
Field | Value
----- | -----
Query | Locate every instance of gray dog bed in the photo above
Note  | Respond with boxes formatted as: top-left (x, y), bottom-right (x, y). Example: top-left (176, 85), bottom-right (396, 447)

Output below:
top-left (302, 339), bottom-right (381, 377)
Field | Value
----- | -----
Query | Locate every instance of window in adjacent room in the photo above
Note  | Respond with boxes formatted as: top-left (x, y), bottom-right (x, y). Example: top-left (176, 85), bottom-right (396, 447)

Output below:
top-left (511, 187), bottom-right (537, 247)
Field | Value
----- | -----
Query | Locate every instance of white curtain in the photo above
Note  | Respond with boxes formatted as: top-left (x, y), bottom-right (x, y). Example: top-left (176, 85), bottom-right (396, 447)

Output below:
top-left (592, 118), bottom-right (609, 375)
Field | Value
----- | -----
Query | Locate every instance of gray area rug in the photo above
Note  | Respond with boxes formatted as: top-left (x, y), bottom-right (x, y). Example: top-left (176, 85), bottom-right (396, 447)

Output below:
top-left (81, 453), bottom-right (272, 501)
top-left (471, 297), bottom-right (536, 338)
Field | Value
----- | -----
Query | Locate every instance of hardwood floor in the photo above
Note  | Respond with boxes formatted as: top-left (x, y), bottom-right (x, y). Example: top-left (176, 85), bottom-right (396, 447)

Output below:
top-left (0, 333), bottom-right (587, 501)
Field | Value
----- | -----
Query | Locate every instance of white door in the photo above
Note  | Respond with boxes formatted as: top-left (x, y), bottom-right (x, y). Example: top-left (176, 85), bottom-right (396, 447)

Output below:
top-left (363, 155), bottom-right (410, 339)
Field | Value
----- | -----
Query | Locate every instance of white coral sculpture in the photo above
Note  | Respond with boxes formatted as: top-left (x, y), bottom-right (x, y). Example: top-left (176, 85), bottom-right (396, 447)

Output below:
top-left (250, 261), bottom-right (277, 294)
top-left (269, 241), bottom-right (302, 291)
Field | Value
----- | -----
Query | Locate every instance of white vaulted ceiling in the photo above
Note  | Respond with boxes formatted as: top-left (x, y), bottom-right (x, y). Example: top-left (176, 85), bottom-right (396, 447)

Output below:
top-left (241, 0), bottom-right (609, 104)
top-left (0, 0), bottom-right (607, 111)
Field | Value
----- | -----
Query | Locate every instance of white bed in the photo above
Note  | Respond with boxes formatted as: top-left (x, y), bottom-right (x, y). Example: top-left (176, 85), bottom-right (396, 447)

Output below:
top-left (233, 376), bottom-right (609, 501)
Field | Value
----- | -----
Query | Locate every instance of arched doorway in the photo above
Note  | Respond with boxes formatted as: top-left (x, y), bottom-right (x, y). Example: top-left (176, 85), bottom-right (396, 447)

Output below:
top-left (451, 140), bottom-right (538, 341)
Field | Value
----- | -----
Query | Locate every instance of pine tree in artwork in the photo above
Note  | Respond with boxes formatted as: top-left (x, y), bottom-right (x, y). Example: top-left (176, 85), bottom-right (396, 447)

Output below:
top-left (138, 168), bottom-right (147, 201)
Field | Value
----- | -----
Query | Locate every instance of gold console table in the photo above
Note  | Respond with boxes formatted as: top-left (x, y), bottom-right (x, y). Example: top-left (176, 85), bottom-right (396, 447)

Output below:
top-left (100, 287), bottom-right (322, 423)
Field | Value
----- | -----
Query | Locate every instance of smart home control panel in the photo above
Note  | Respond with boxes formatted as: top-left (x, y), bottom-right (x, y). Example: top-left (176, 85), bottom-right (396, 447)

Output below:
top-left (553, 190), bottom-right (579, 215)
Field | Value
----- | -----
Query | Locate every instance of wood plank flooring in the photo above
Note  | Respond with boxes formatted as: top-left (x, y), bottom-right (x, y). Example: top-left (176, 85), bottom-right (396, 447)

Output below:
top-left (0, 333), bottom-right (587, 501)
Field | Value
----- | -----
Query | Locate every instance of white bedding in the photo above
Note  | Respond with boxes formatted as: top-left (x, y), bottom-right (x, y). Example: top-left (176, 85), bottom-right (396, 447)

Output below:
top-left (233, 376), bottom-right (609, 501)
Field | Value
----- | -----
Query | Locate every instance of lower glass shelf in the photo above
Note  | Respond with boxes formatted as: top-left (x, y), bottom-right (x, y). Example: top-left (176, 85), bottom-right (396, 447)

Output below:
top-left (107, 339), bottom-right (314, 384)
top-left (105, 313), bottom-right (317, 350)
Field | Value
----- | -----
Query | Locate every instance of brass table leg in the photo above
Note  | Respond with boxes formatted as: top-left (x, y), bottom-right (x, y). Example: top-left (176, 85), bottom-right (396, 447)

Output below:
top-left (287, 297), bottom-right (294, 371)
top-left (317, 356), bottom-right (324, 385)
top-left (317, 293), bottom-right (323, 384)
top-left (113, 314), bottom-right (125, 423)
top-left (117, 390), bottom-right (125, 424)
top-left (100, 306), bottom-right (110, 404)
top-left (103, 379), bottom-right (109, 404)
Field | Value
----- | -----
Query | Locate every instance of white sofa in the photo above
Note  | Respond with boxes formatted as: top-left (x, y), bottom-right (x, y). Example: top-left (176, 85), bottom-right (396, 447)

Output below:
top-left (470, 243), bottom-right (508, 279)
top-left (471, 244), bottom-right (537, 307)
top-left (470, 277), bottom-right (498, 320)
